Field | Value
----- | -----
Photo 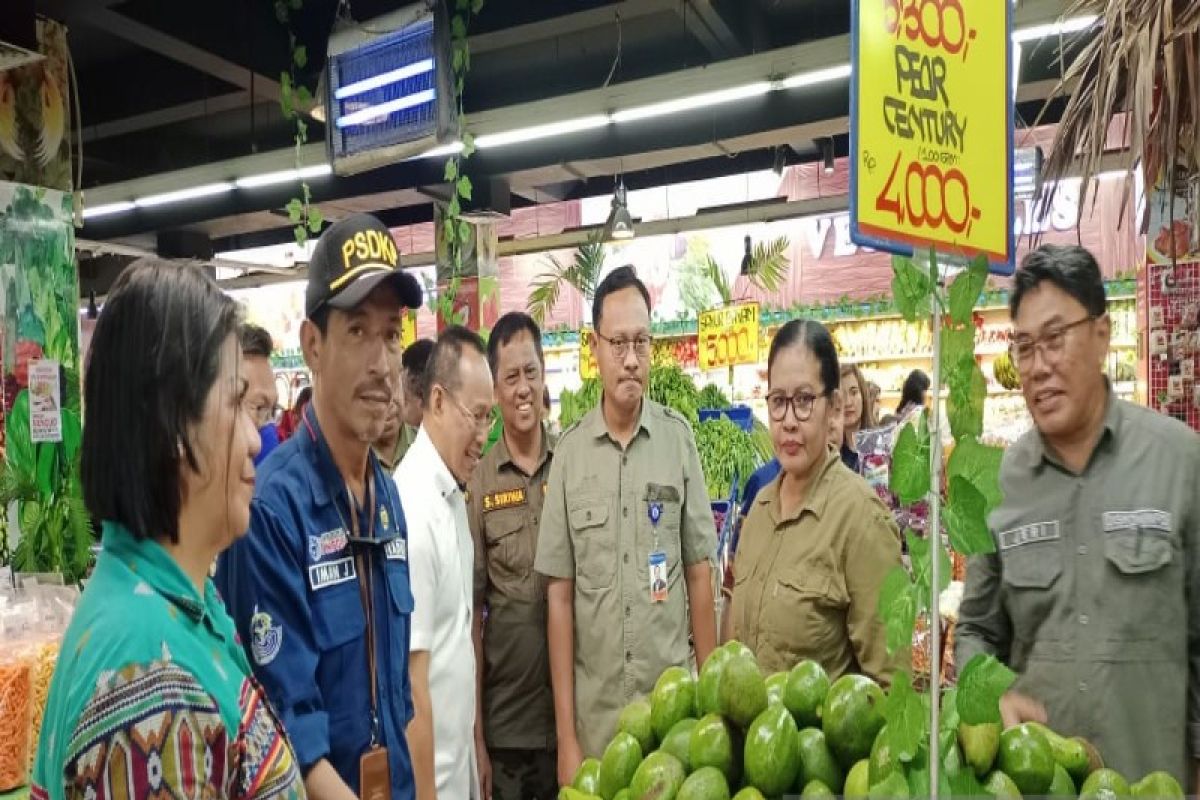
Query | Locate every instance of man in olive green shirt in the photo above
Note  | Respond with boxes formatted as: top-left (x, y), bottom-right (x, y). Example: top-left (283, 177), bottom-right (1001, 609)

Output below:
top-left (536, 266), bottom-right (718, 783)
top-left (956, 246), bottom-right (1200, 790)
top-left (469, 313), bottom-right (557, 800)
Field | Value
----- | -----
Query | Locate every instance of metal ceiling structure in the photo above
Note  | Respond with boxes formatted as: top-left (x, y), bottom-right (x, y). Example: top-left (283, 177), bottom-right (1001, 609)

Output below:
top-left (33, 0), bottom-right (1088, 292)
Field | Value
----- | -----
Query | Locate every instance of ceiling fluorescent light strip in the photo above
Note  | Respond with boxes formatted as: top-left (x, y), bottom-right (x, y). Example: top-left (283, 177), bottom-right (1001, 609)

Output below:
top-left (235, 164), bottom-right (333, 188)
top-left (134, 182), bottom-right (234, 208)
top-left (334, 58), bottom-right (435, 100)
top-left (475, 115), bottom-right (611, 149)
top-left (82, 200), bottom-right (136, 219)
top-left (1011, 15), bottom-right (1098, 43)
top-left (779, 63), bottom-right (852, 89)
top-left (335, 88), bottom-right (437, 129)
top-left (611, 81), bottom-right (773, 123)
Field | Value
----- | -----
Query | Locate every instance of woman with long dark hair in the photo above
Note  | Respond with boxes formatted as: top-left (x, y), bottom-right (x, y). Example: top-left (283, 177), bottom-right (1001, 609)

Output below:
top-left (32, 259), bottom-right (305, 800)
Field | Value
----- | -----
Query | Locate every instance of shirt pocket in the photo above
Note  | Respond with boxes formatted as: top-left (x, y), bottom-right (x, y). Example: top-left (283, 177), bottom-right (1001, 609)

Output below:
top-left (310, 582), bottom-right (368, 723)
top-left (568, 496), bottom-right (614, 590)
top-left (1102, 521), bottom-right (1175, 639)
top-left (999, 543), bottom-right (1063, 646)
top-left (485, 513), bottom-right (536, 602)
top-left (385, 559), bottom-right (415, 712)
top-left (765, 566), bottom-right (847, 662)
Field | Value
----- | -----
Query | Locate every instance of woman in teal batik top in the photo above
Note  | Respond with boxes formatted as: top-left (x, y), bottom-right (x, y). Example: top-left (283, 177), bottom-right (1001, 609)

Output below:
top-left (32, 258), bottom-right (305, 800)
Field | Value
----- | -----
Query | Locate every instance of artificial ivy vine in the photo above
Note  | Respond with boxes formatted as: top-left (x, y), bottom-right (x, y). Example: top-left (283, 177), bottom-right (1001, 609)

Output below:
top-left (274, 0), bottom-right (324, 246)
top-left (874, 251), bottom-right (1017, 796)
top-left (430, 0), bottom-right (483, 326)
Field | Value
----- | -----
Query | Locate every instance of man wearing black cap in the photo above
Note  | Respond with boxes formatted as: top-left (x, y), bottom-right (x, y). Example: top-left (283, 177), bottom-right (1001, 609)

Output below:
top-left (217, 213), bottom-right (424, 800)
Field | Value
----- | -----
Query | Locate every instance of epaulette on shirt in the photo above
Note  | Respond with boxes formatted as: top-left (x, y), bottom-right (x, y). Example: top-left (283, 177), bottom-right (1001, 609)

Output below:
top-left (659, 404), bottom-right (695, 432)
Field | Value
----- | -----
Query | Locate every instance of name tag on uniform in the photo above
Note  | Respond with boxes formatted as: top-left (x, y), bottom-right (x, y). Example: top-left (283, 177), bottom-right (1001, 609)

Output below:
top-left (384, 538), bottom-right (408, 561)
top-left (648, 550), bottom-right (668, 603)
top-left (308, 528), bottom-right (349, 563)
top-left (1102, 509), bottom-right (1172, 533)
top-left (483, 487), bottom-right (526, 512)
top-left (998, 521), bottom-right (1061, 550)
top-left (308, 556), bottom-right (357, 590)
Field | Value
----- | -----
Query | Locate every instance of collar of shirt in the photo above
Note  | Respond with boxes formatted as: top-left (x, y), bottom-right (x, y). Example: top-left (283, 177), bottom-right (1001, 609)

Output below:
top-left (755, 446), bottom-right (842, 525)
top-left (407, 425), bottom-right (462, 502)
top-left (585, 397), bottom-right (655, 444)
top-left (493, 423), bottom-right (555, 474)
top-left (99, 520), bottom-right (225, 633)
top-left (1025, 380), bottom-right (1120, 472)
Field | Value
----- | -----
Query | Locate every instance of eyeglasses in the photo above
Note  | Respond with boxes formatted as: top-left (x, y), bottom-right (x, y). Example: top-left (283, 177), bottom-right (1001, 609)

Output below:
top-left (1008, 316), bottom-right (1096, 368)
top-left (442, 386), bottom-right (492, 432)
top-left (247, 402), bottom-right (280, 428)
top-left (596, 331), bottom-right (652, 359)
top-left (765, 391), bottom-right (824, 423)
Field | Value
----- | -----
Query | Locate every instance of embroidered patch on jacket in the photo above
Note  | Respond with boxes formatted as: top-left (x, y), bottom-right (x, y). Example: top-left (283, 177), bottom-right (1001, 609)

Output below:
top-left (483, 487), bottom-right (526, 512)
top-left (250, 606), bottom-right (283, 666)
top-left (307, 556), bottom-right (357, 590)
top-left (384, 538), bottom-right (407, 561)
top-left (998, 521), bottom-right (1061, 550)
top-left (1102, 509), bottom-right (1172, 533)
top-left (307, 528), bottom-right (349, 563)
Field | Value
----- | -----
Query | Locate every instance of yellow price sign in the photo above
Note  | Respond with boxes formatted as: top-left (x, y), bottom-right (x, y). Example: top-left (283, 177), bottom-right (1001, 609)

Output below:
top-left (850, 0), bottom-right (1013, 270)
top-left (401, 311), bottom-right (417, 348)
top-left (698, 302), bottom-right (760, 370)
top-left (579, 328), bottom-right (598, 379)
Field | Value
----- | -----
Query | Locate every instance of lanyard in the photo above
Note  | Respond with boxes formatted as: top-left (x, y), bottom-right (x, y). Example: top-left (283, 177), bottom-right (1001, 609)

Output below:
top-left (343, 472), bottom-right (382, 746)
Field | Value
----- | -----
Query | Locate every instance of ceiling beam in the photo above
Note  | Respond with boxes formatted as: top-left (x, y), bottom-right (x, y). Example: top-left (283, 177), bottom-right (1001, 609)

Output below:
top-left (79, 7), bottom-right (281, 102)
top-left (79, 91), bottom-right (253, 143)
top-left (469, 0), bottom-right (681, 55)
top-left (679, 0), bottom-right (744, 59)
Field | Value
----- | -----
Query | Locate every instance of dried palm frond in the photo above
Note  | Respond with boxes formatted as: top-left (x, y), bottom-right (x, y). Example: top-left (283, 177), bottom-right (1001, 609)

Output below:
top-left (1036, 0), bottom-right (1200, 231)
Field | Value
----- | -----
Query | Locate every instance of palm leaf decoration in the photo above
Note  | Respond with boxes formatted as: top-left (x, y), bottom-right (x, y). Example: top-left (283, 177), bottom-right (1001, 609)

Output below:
top-left (1037, 0), bottom-right (1200, 231)
top-left (704, 256), bottom-right (734, 306)
top-left (703, 235), bottom-right (792, 306)
top-left (527, 233), bottom-right (607, 325)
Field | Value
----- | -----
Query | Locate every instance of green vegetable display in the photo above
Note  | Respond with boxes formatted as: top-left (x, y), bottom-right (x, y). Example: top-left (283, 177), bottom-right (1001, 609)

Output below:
top-left (698, 383), bottom-right (731, 410)
top-left (695, 417), bottom-right (760, 500)
top-left (649, 364), bottom-right (702, 423)
top-left (559, 377), bottom-right (602, 429)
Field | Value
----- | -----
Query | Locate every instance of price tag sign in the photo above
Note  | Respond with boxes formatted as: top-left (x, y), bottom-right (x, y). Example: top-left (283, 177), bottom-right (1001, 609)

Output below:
top-left (698, 302), bottom-right (760, 370)
top-left (850, 0), bottom-right (1014, 274)
top-left (579, 328), bottom-right (598, 379)
top-left (401, 311), bottom-right (417, 348)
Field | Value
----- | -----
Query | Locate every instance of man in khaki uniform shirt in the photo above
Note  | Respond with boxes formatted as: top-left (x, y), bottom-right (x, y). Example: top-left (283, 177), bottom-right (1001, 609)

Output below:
top-left (536, 267), bottom-right (718, 782)
top-left (468, 313), bottom-right (557, 800)
top-left (956, 246), bottom-right (1200, 790)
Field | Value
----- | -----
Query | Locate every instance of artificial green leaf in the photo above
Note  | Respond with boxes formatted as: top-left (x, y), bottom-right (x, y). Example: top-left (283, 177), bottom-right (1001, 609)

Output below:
top-left (275, 1), bottom-right (289, 24)
top-left (286, 198), bottom-right (304, 223)
top-left (447, 195), bottom-right (461, 218)
top-left (939, 686), bottom-right (961, 735)
top-left (35, 443), bottom-right (55, 497)
top-left (295, 85), bottom-right (313, 109)
top-left (444, 158), bottom-right (459, 182)
top-left (6, 390), bottom-right (34, 485)
top-left (452, 44), bottom-right (465, 73)
top-left (907, 741), bottom-right (953, 800)
top-left (892, 256), bottom-right (935, 322)
top-left (908, 530), bottom-right (951, 611)
top-left (307, 206), bottom-right (324, 234)
top-left (878, 565), bottom-right (918, 655)
top-left (948, 761), bottom-right (989, 797)
top-left (451, 15), bottom-right (467, 39)
top-left (945, 476), bottom-right (995, 556)
top-left (293, 225), bottom-right (307, 245)
top-left (61, 409), bottom-right (82, 464)
top-left (457, 175), bottom-right (473, 201)
top-left (890, 415), bottom-right (930, 505)
top-left (948, 254), bottom-right (989, 325)
top-left (956, 654), bottom-right (1016, 725)
top-left (946, 436), bottom-right (1004, 513)
top-left (884, 670), bottom-right (927, 762)
top-left (471, 0), bottom-right (484, 13)
top-left (461, 132), bottom-right (476, 157)
top-left (940, 323), bottom-right (975, 377)
top-left (458, 220), bottom-right (472, 244)
top-left (293, 45), bottom-right (308, 69)
top-left (869, 771), bottom-right (910, 800)
top-left (947, 362), bottom-right (987, 440)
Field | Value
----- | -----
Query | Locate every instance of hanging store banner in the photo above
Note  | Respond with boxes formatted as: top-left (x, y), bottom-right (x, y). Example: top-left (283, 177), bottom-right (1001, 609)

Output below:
top-left (849, 0), bottom-right (1014, 273)
top-left (698, 302), bottom-right (760, 370)
top-left (579, 328), bottom-right (598, 379)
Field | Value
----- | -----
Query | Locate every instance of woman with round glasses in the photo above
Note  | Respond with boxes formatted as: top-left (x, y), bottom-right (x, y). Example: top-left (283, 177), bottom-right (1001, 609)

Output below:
top-left (724, 319), bottom-right (903, 681)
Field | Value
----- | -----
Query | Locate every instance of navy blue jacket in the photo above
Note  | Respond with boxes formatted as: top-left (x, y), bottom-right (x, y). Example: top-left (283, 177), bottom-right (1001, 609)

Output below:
top-left (216, 406), bottom-right (415, 799)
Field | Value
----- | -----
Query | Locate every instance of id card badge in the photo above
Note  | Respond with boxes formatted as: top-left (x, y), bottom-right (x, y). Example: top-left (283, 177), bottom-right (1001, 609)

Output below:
top-left (648, 550), bottom-right (668, 603)
top-left (360, 746), bottom-right (390, 800)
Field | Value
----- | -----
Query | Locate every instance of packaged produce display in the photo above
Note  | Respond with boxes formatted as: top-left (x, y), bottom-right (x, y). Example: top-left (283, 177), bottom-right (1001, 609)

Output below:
top-left (0, 652), bottom-right (32, 791)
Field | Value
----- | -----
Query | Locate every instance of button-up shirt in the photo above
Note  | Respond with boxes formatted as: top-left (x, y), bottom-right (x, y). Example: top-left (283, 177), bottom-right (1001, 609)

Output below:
top-left (732, 447), bottom-right (902, 681)
top-left (956, 392), bottom-right (1200, 786)
top-left (535, 399), bottom-right (717, 758)
top-left (34, 522), bottom-right (305, 800)
top-left (467, 426), bottom-right (556, 751)
top-left (216, 406), bottom-right (415, 799)
top-left (396, 428), bottom-right (478, 799)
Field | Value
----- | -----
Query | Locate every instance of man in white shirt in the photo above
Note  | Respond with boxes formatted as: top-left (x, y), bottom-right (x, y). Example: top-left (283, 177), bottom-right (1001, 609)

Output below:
top-left (396, 326), bottom-right (494, 800)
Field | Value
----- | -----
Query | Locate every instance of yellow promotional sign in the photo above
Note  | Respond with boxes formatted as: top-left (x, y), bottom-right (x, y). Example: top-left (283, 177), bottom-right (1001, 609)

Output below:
top-left (401, 311), bottom-right (417, 348)
top-left (850, 0), bottom-right (1013, 270)
top-left (698, 302), bottom-right (760, 370)
top-left (579, 328), bottom-right (598, 379)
